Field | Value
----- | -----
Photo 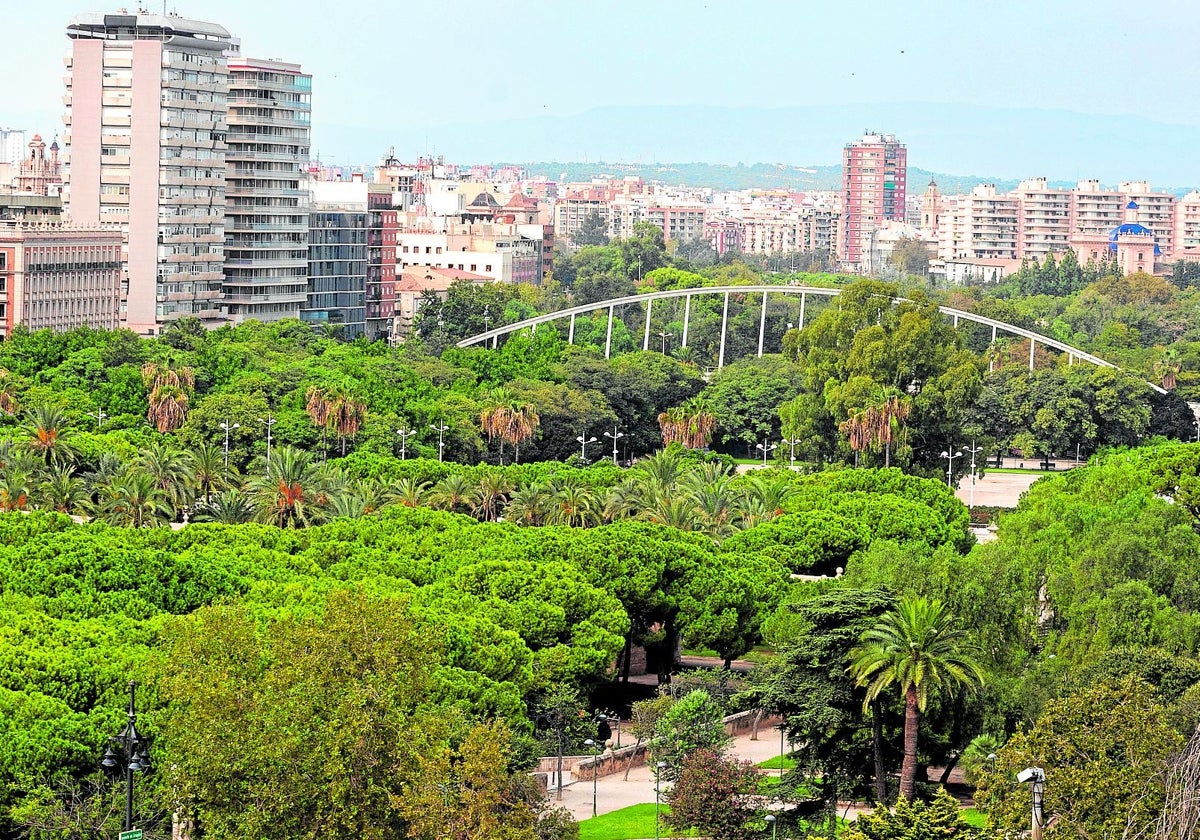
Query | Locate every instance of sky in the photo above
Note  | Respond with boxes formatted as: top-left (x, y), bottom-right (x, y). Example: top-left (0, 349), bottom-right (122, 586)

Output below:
top-left (4, 0), bottom-right (1200, 180)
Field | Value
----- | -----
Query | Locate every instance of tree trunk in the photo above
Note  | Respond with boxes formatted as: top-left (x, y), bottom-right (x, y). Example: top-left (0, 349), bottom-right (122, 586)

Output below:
top-left (885, 442), bottom-right (891, 467)
top-left (900, 684), bottom-right (921, 800)
top-left (938, 748), bottom-right (961, 785)
top-left (872, 699), bottom-right (888, 803)
top-left (620, 633), bottom-right (632, 683)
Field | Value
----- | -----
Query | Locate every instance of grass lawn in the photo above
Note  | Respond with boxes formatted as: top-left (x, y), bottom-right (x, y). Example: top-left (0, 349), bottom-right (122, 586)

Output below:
top-left (757, 755), bottom-right (796, 771)
top-left (962, 807), bottom-right (987, 828)
top-left (578, 803), bottom-right (687, 840)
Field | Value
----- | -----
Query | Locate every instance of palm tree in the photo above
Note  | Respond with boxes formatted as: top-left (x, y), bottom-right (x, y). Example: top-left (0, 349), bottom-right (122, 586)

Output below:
top-left (189, 441), bottom-right (228, 505)
top-left (1155, 347), bottom-right (1183, 391)
top-left (324, 386), bottom-right (365, 456)
top-left (0, 468), bottom-right (31, 512)
top-left (95, 471), bottom-right (173, 528)
top-left (305, 385), bottom-right (331, 460)
top-left (470, 473), bottom-right (511, 522)
top-left (683, 465), bottom-right (738, 538)
top-left (142, 362), bottom-right (195, 432)
top-left (194, 489), bottom-right (255, 524)
top-left (480, 392), bottom-right (539, 464)
top-left (641, 495), bottom-right (700, 531)
top-left (138, 440), bottom-right (195, 517)
top-left (248, 445), bottom-right (328, 528)
top-left (658, 397), bottom-right (717, 449)
top-left (429, 474), bottom-right (473, 513)
top-left (545, 481), bottom-right (602, 527)
top-left (848, 596), bottom-right (985, 800)
top-left (742, 475), bottom-right (797, 521)
top-left (38, 465), bottom-right (87, 514)
top-left (505, 482), bottom-right (551, 525)
top-left (21, 405), bottom-right (78, 468)
top-left (0, 370), bottom-right (20, 415)
top-left (384, 477), bottom-right (431, 508)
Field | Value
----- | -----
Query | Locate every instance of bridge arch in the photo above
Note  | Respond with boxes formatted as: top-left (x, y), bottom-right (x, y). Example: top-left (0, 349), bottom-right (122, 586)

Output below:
top-left (456, 285), bottom-right (1164, 394)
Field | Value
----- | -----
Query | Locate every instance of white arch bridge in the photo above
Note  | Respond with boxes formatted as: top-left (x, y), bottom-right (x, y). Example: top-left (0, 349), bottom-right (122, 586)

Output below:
top-left (456, 284), bottom-right (1164, 393)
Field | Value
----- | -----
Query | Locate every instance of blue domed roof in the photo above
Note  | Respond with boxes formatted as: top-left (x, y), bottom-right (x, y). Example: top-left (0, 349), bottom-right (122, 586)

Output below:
top-left (1108, 222), bottom-right (1161, 255)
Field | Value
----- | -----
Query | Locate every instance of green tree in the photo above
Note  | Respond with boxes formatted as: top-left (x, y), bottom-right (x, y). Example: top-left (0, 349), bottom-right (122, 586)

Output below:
top-left (571, 211), bottom-right (610, 247)
top-left (841, 787), bottom-right (976, 840)
top-left (665, 749), bottom-right (764, 840)
top-left (849, 596), bottom-right (985, 800)
top-left (649, 689), bottom-right (731, 780)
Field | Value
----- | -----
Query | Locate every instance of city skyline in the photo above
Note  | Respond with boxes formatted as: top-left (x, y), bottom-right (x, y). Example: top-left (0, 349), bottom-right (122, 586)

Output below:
top-left (3, 1), bottom-right (1200, 181)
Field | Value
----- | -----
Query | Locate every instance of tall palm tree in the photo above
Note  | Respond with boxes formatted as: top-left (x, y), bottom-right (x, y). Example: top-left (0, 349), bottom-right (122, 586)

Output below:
top-left (848, 596), bottom-right (985, 800)
top-left (324, 386), bottom-right (365, 456)
top-left (247, 445), bottom-right (328, 528)
top-left (480, 392), bottom-right (539, 464)
top-left (657, 397), bottom-right (717, 449)
top-left (21, 405), bottom-right (78, 468)
top-left (1155, 347), bottom-right (1182, 391)
top-left (305, 385), bottom-right (331, 460)
top-left (142, 362), bottom-right (195, 432)
top-left (95, 471), bottom-right (173, 528)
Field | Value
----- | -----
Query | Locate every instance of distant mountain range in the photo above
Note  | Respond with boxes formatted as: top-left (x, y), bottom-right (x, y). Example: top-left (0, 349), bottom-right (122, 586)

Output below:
top-left (321, 102), bottom-right (1200, 191)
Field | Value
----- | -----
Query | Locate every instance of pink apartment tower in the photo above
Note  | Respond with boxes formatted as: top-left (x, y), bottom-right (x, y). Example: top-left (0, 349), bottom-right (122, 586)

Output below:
top-left (841, 131), bottom-right (907, 270)
top-left (64, 12), bottom-right (233, 334)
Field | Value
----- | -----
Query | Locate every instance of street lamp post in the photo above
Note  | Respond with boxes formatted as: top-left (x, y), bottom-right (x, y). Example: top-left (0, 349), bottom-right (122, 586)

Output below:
top-left (657, 330), bottom-right (673, 354)
top-left (756, 439), bottom-right (777, 466)
top-left (765, 814), bottom-right (777, 839)
top-left (430, 423), bottom-right (449, 463)
top-left (483, 304), bottom-right (491, 333)
top-left (939, 448), bottom-right (963, 488)
top-left (576, 434), bottom-right (597, 463)
top-left (395, 427), bottom-right (417, 460)
top-left (603, 428), bottom-right (624, 466)
top-left (100, 681), bottom-right (151, 833)
top-left (583, 738), bottom-right (601, 818)
top-left (781, 437), bottom-right (801, 469)
top-left (1018, 767), bottom-right (1046, 840)
top-left (655, 761), bottom-right (667, 840)
top-left (220, 420), bottom-right (240, 470)
top-left (87, 408), bottom-right (107, 431)
top-left (963, 442), bottom-right (984, 515)
top-left (258, 414), bottom-right (276, 473)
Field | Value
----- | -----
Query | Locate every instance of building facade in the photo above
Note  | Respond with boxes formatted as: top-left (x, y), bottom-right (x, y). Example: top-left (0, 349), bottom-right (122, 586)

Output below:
top-left (64, 12), bottom-right (232, 334)
top-left (224, 57), bottom-right (312, 324)
top-left (841, 131), bottom-right (906, 269)
top-left (16, 135), bottom-right (63, 196)
top-left (307, 201), bottom-right (367, 339)
top-left (0, 223), bottom-right (122, 337)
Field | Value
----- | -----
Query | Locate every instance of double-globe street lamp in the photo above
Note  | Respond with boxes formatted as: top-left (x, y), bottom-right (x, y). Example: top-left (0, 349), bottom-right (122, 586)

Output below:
top-left (100, 681), bottom-right (151, 833)
top-left (939, 447), bottom-right (963, 488)
top-left (603, 428), bottom-right (624, 466)
top-left (583, 738), bottom-right (602, 817)
top-left (258, 414), bottom-right (276, 473)
top-left (756, 439), bottom-right (777, 466)
top-left (654, 760), bottom-right (668, 840)
top-left (429, 423), bottom-right (449, 462)
top-left (395, 427), bottom-right (417, 460)
top-left (576, 434), bottom-right (598, 464)
top-left (220, 420), bottom-right (239, 470)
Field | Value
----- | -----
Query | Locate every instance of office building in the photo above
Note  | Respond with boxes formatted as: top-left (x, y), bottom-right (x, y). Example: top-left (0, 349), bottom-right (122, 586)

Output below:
top-left (307, 180), bottom-right (367, 339)
top-left (841, 131), bottom-right (907, 269)
top-left (64, 11), bottom-right (232, 334)
top-left (224, 56), bottom-right (312, 323)
top-left (0, 222), bottom-right (122, 337)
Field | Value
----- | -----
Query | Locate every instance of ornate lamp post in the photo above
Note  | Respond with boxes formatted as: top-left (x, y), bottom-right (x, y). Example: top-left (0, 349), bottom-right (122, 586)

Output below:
top-left (87, 408), bottom-right (108, 430)
top-left (100, 681), bottom-right (151, 833)
top-left (657, 330), bottom-right (673, 354)
top-left (781, 437), bottom-right (801, 469)
top-left (756, 439), bottom-right (777, 466)
top-left (939, 448), bottom-right (963, 488)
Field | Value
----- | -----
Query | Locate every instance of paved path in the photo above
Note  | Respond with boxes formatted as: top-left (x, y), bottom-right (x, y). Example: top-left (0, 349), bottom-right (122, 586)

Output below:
top-left (956, 471), bottom-right (1046, 509)
top-left (552, 729), bottom-right (811, 822)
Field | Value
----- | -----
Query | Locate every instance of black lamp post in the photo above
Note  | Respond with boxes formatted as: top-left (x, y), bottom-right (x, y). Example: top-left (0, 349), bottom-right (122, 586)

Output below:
top-left (101, 681), bottom-right (151, 832)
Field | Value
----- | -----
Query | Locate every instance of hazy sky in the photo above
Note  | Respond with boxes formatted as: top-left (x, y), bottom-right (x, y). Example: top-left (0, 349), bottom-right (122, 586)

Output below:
top-left (4, 0), bottom-right (1199, 172)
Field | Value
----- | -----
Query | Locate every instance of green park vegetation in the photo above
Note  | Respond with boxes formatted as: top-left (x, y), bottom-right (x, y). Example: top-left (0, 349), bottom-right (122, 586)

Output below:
top-left (4, 232), bottom-right (1200, 839)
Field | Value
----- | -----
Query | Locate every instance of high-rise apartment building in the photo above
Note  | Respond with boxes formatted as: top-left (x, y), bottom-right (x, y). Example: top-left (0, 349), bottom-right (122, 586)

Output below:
top-left (64, 12), bottom-right (232, 334)
top-left (224, 57), bottom-right (312, 324)
top-left (307, 181), bottom-right (367, 339)
top-left (0, 130), bottom-right (28, 168)
top-left (841, 131), bottom-right (906, 269)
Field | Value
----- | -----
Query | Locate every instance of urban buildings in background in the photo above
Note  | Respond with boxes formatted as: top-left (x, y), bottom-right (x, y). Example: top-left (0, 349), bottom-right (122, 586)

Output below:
top-left (5, 11), bottom-right (1200, 341)
top-left (841, 131), bottom-right (907, 267)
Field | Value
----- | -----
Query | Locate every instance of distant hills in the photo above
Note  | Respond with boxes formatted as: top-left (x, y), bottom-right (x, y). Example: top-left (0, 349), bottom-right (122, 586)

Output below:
top-left (324, 101), bottom-right (1200, 191)
top-left (514, 161), bottom-right (1064, 196)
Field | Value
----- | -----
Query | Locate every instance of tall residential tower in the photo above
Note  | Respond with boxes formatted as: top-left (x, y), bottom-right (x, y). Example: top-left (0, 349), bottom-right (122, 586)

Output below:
top-left (841, 131), bottom-right (907, 270)
top-left (64, 12), bottom-right (232, 334)
top-left (224, 57), bottom-right (312, 323)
